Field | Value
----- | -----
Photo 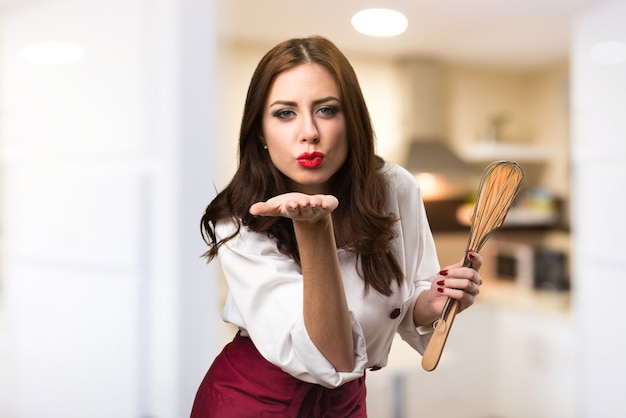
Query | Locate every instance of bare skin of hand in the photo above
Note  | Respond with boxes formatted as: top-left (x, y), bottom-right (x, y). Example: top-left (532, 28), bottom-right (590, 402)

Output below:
top-left (249, 192), bottom-right (354, 372)
top-left (414, 253), bottom-right (484, 328)
top-left (249, 193), bottom-right (338, 222)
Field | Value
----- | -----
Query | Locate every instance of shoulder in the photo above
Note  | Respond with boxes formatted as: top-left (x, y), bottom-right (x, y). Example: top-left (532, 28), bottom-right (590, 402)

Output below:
top-left (379, 161), bottom-right (428, 222)
top-left (380, 161), bottom-right (421, 196)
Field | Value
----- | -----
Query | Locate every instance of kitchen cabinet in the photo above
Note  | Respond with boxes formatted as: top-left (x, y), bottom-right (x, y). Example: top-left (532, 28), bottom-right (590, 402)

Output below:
top-left (366, 304), bottom-right (497, 418)
top-left (366, 292), bottom-right (576, 418)
top-left (490, 306), bottom-right (576, 418)
top-left (445, 62), bottom-right (570, 201)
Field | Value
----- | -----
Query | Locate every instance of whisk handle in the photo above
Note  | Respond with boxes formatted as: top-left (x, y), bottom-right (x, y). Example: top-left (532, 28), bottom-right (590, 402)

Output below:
top-left (421, 253), bottom-right (474, 371)
top-left (421, 298), bottom-right (460, 371)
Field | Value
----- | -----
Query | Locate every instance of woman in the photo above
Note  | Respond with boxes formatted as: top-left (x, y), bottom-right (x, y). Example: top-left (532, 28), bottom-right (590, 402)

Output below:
top-left (191, 36), bottom-right (483, 417)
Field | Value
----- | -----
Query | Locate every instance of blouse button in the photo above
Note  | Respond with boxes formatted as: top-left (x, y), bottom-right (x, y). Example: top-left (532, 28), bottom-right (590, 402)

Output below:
top-left (389, 308), bottom-right (401, 319)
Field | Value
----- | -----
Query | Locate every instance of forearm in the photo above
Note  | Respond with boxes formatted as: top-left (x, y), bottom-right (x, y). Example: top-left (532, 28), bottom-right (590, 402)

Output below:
top-left (294, 216), bottom-right (354, 372)
top-left (413, 289), bottom-right (440, 328)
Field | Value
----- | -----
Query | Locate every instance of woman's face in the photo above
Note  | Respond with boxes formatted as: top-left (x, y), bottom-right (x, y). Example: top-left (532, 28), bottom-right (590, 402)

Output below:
top-left (262, 63), bottom-right (348, 195)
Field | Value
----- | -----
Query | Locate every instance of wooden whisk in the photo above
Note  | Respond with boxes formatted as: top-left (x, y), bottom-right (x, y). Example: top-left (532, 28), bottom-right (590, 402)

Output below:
top-left (421, 160), bottom-right (524, 371)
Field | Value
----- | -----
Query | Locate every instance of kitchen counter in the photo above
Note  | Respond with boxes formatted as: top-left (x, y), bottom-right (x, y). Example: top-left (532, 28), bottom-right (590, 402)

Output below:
top-left (478, 279), bottom-right (571, 317)
top-left (367, 279), bottom-right (575, 418)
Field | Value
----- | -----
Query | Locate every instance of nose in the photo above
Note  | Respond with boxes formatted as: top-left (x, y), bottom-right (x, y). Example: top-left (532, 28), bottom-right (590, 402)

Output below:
top-left (300, 115), bottom-right (319, 144)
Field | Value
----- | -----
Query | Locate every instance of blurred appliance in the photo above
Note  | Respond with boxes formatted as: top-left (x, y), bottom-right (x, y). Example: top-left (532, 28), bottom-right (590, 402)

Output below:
top-left (483, 241), bottom-right (569, 291)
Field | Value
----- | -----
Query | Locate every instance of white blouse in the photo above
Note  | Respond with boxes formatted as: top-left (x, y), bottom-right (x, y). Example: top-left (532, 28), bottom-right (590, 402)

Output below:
top-left (215, 162), bottom-right (440, 389)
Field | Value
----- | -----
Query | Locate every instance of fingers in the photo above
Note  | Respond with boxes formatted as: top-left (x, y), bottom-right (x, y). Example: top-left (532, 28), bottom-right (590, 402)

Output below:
top-left (249, 193), bottom-right (338, 218)
top-left (287, 195), bottom-right (331, 211)
top-left (249, 201), bottom-right (271, 216)
top-left (285, 200), bottom-right (329, 217)
top-left (466, 252), bottom-right (483, 271)
top-left (437, 274), bottom-right (481, 297)
top-left (435, 263), bottom-right (483, 311)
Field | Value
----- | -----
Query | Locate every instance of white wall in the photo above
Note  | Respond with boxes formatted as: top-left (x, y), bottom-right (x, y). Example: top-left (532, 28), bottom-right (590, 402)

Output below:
top-left (571, 1), bottom-right (626, 417)
top-left (0, 0), bottom-right (219, 417)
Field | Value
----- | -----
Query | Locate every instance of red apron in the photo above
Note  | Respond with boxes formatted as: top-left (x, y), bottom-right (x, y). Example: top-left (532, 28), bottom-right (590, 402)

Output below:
top-left (190, 332), bottom-right (367, 417)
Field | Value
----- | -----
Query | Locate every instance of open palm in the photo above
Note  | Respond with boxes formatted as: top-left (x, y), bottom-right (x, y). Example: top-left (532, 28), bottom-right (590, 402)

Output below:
top-left (249, 192), bottom-right (338, 223)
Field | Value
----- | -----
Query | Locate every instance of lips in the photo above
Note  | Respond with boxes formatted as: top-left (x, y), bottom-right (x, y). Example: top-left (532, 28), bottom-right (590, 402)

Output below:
top-left (297, 151), bottom-right (325, 169)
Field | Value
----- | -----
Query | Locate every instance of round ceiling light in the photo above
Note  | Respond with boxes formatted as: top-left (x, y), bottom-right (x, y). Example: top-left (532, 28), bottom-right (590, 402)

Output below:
top-left (351, 8), bottom-right (408, 37)
top-left (21, 41), bottom-right (86, 65)
top-left (589, 41), bottom-right (626, 66)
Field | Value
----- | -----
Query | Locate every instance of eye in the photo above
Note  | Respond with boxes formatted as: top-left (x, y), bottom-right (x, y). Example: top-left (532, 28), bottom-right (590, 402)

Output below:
top-left (272, 109), bottom-right (296, 120)
top-left (317, 105), bottom-right (340, 117)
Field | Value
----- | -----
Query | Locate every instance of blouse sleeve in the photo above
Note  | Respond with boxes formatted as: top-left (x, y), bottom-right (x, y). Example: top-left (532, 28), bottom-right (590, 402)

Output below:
top-left (386, 164), bottom-right (441, 354)
top-left (215, 221), bottom-right (368, 389)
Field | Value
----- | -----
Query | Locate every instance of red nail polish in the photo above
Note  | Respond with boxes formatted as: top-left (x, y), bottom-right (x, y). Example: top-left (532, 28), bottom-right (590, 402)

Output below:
top-left (468, 253), bottom-right (476, 260)
top-left (437, 287), bottom-right (444, 293)
top-left (439, 270), bottom-right (448, 276)
top-left (437, 280), bottom-right (445, 286)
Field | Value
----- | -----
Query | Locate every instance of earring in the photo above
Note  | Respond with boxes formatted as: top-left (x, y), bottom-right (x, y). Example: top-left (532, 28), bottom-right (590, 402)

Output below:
top-left (263, 144), bottom-right (268, 150)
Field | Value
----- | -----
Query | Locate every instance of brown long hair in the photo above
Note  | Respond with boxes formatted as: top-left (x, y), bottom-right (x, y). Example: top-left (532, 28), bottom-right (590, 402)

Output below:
top-left (201, 36), bottom-right (402, 295)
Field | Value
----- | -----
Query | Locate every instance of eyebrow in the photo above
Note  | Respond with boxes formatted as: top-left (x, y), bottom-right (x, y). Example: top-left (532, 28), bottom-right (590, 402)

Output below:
top-left (269, 96), bottom-right (341, 107)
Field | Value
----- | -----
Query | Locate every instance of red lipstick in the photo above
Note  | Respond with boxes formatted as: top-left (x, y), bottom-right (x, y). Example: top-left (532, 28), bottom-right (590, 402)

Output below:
top-left (297, 151), bottom-right (325, 169)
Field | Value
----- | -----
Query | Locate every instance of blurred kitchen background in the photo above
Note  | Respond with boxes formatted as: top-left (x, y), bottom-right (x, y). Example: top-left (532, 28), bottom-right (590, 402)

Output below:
top-left (0, 0), bottom-right (624, 417)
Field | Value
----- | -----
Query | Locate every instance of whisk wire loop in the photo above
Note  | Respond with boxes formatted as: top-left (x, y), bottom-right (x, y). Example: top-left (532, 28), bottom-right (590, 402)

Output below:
top-left (467, 161), bottom-right (524, 253)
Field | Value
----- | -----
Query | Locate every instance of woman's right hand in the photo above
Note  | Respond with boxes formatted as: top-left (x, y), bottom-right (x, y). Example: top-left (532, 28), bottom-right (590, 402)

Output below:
top-left (249, 193), bottom-right (338, 223)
